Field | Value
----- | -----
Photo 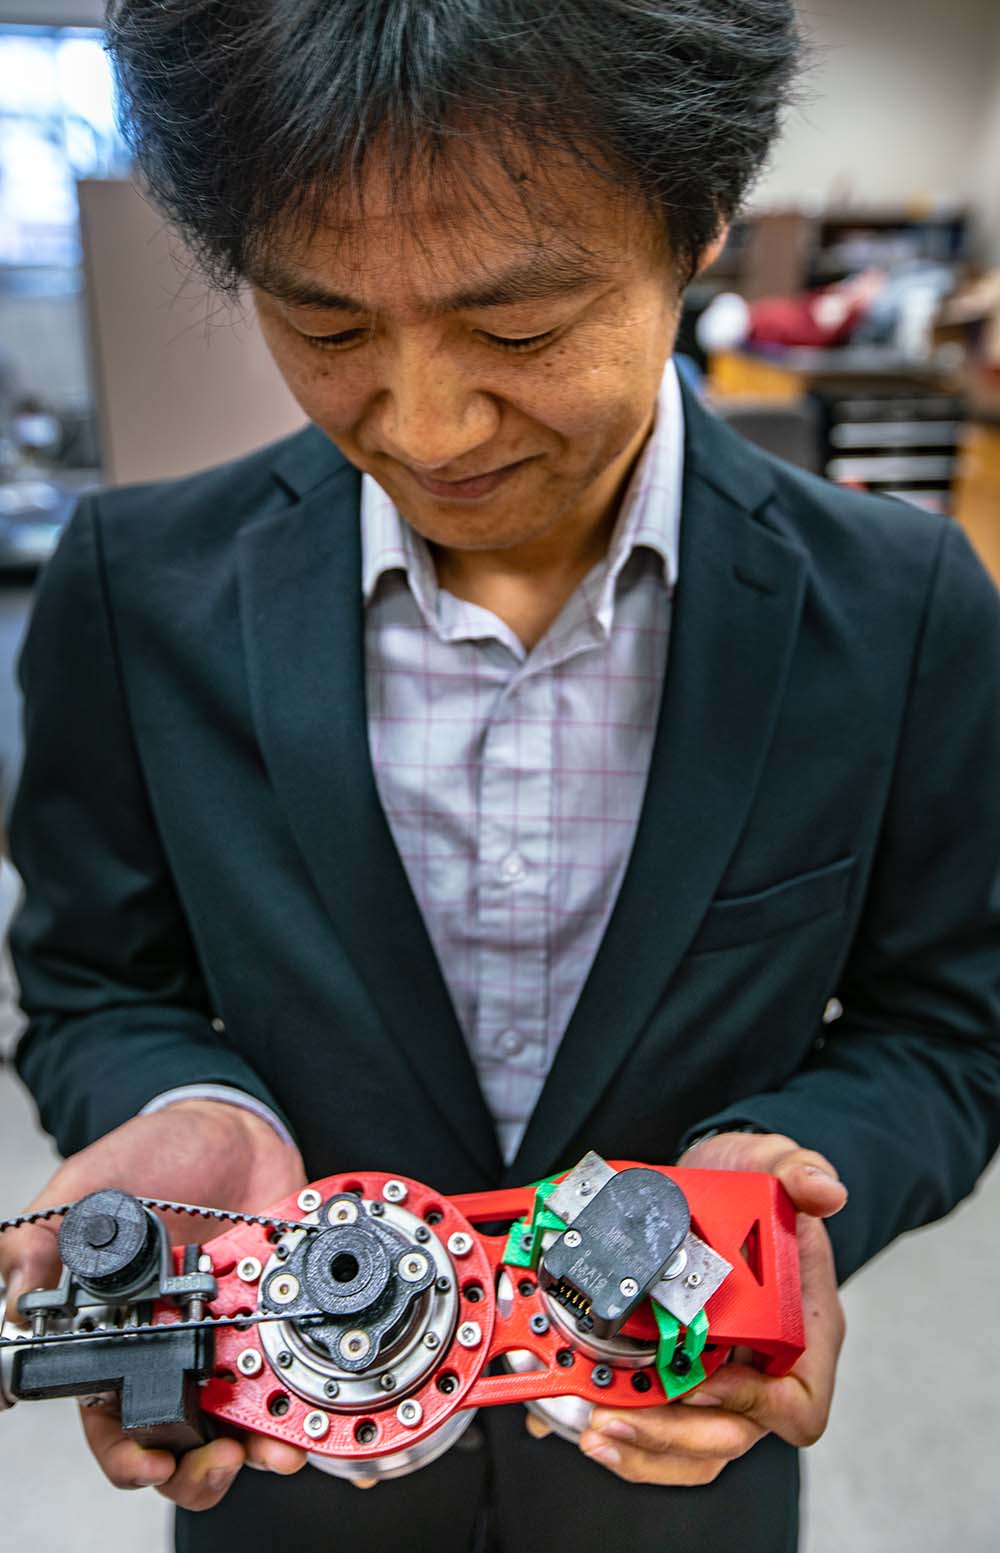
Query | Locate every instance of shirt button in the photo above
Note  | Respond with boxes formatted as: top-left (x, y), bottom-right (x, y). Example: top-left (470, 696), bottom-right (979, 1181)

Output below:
top-left (496, 1029), bottom-right (525, 1057)
top-left (498, 851), bottom-right (526, 884)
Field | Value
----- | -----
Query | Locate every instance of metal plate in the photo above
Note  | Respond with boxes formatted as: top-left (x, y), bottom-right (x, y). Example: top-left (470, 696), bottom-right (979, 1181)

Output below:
top-left (651, 1232), bottom-right (732, 1326)
top-left (545, 1152), bottom-right (617, 1226)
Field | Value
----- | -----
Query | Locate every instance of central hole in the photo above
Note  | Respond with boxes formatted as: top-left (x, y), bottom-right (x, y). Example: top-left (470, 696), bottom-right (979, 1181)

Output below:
top-left (330, 1252), bottom-right (360, 1284)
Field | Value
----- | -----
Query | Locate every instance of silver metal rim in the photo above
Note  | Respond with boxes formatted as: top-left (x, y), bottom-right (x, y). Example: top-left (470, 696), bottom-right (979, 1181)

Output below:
top-left (307, 1405), bottom-right (479, 1483)
top-left (258, 1196), bottom-right (458, 1410)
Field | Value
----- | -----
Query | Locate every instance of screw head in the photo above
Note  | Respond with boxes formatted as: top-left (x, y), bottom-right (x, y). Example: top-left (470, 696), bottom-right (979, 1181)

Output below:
top-left (303, 1410), bottom-right (330, 1439)
top-left (684, 1271), bottom-right (703, 1290)
top-left (563, 1229), bottom-right (582, 1248)
top-left (268, 1274), bottom-right (300, 1304)
top-left (399, 1253), bottom-right (428, 1283)
top-left (236, 1348), bottom-right (262, 1377)
top-left (383, 1180), bottom-right (408, 1204)
top-left (671, 1352), bottom-right (693, 1376)
top-left (237, 1257), bottom-right (262, 1284)
top-left (326, 1198), bottom-right (359, 1226)
top-left (341, 1328), bottom-right (372, 1361)
top-left (323, 1379), bottom-right (340, 1399)
top-left (379, 1371), bottom-right (397, 1391)
top-left (396, 1399), bottom-right (423, 1429)
top-left (423, 1332), bottom-right (440, 1350)
top-left (276, 1349), bottom-right (293, 1368)
top-left (529, 1313), bottom-right (550, 1335)
top-left (579, 1179), bottom-right (594, 1196)
top-left (591, 1364), bottom-right (614, 1389)
top-left (619, 1277), bottom-right (639, 1299)
top-left (447, 1232), bottom-right (473, 1258)
top-left (435, 1276), bottom-right (452, 1294)
top-left (297, 1188), bottom-right (322, 1213)
top-left (414, 1225), bottom-right (431, 1243)
top-left (197, 1253), bottom-right (213, 1274)
top-left (368, 1201), bottom-right (385, 1217)
top-left (457, 1321), bottom-right (482, 1349)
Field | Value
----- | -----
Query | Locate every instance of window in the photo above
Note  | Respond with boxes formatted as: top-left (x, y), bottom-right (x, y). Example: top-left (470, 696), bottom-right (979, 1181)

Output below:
top-left (0, 25), bottom-right (131, 277)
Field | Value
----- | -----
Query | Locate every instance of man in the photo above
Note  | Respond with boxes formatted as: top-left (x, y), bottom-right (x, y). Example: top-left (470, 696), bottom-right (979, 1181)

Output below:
top-left (2, 2), bottom-right (999, 1550)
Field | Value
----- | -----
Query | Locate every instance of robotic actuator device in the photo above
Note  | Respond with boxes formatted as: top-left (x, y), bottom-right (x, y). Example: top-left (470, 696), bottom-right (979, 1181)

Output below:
top-left (0, 1151), bottom-right (803, 1483)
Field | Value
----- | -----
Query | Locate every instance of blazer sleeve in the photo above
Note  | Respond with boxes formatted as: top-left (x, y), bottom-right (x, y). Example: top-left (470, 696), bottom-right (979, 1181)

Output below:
top-left (679, 521), bottom-right (1000, 1283)
top-left (7, 496), bottom-right (292, 1158)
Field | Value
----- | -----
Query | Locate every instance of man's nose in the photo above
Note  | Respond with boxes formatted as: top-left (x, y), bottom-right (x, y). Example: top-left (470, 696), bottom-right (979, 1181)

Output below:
top-left (374, 344), bottom-right (500, 470)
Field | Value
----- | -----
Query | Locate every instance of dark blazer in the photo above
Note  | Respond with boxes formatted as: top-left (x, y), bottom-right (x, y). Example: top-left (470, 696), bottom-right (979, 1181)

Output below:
top-left (10, 382), bottom-right (1000, 1300)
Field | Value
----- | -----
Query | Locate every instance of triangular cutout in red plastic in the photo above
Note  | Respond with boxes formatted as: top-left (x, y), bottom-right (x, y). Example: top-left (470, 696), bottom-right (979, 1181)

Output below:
top-left (738, 1219), bottom-right (764, 1286)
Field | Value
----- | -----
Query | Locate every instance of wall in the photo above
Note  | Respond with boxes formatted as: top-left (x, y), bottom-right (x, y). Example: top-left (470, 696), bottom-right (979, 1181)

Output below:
top-left (973, 59), bottom-right (1000, 265)
top-left (755, 0), bottom-right (1000, 253)
top-left (0, 1), bottom-right (103, 22)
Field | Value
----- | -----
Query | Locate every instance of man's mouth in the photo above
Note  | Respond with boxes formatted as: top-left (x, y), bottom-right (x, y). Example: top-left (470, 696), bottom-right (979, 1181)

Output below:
top-left (402, 456), bottom-right (534, 501)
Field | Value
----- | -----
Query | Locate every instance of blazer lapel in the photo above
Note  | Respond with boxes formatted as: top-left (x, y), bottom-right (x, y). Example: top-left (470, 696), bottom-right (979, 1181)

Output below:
top-left (510, 391), bottom-right (809, 1183)
top-left (238, 426), bottom-right (502, 1179)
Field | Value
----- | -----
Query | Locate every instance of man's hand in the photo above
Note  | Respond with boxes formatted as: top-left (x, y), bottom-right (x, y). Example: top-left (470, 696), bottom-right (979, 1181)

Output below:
top-left (0, 1100), bottom-right (310, 1510)
top-left (530, 1132), bottom-right (848, 1486)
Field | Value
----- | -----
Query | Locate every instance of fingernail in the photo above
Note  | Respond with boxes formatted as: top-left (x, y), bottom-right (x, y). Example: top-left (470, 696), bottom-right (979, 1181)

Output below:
top-left (130, 1471), bottom-right (171, 1489)
top-left (596, 1419), bottom-right (636, 1442)
top-left (583, 1442), bottom-right (621, 1467)
top-left (205, 1468), bottom-right (238, 1493)
top-left (803, 1166), bottom-right (840, 1183)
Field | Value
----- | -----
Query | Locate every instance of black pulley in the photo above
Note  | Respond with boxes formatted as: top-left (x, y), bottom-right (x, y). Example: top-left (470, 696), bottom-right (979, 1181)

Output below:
top-left (58, 1190), bottom-right (160, 1296)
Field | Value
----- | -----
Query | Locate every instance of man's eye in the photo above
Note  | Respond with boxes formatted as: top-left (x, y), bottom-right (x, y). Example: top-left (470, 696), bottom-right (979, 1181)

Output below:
top-left (482, 329), bottom-right (557, 352)
top-left (300, 328), bottom-right (369, 351)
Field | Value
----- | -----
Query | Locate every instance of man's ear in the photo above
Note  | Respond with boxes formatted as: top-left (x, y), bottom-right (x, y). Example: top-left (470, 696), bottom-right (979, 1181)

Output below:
top-left (695, 226), bottom-right (731, 277)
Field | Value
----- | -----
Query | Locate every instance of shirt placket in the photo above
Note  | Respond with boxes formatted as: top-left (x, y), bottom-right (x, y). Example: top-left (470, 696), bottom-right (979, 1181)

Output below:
top-left (473, 659), bottom-right (554, 1134)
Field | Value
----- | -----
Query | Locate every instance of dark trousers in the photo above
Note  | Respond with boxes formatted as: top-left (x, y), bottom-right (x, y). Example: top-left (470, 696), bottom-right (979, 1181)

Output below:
top-left (176, 1407), bottom-right (800, 1552)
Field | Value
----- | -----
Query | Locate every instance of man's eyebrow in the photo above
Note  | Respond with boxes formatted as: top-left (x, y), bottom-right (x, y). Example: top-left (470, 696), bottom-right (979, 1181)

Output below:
top-left (248, 254), bottom-right (605, 313)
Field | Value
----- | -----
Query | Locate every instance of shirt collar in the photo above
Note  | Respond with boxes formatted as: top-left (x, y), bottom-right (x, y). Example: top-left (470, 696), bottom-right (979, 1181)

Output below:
top-left (361, 356), bottom-right (684, 614)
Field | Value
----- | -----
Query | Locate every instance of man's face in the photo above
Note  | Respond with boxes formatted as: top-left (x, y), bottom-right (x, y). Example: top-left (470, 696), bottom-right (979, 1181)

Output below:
top-left (251, 148), bottom-right (685, 555)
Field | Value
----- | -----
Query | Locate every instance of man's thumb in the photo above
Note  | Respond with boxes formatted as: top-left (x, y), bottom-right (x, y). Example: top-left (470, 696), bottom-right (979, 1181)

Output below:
top-left (0, 1226), bottom-right (63, 1318)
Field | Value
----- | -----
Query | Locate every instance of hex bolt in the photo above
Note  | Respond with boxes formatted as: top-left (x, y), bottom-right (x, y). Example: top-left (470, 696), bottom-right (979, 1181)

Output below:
top-left (684, 1272), bottom-right (703, 1290)
top-left (379, 1372), bottom-right (397, 1392)
top-left (383, 1180), bottom-right (408, 1204)
top-left (396, 1399), bottom-right (423, 1429)
top-left (268, 1274), bottom-right (300, 1305)
top-left (563, 1229), bottom-right (582, 1248)
top-left (236, 1348), bottom-right (263, 1377)
top-left (303, 1410), bottom-right (330, 1440)
top-left (276, 1349), bottom-right (293, 1369)
top-left (619, 1277), bottom-right (639, 1299)
top-left (237, 1257), bottom-right (262, 1284)
top-left (529, 1313), bottom-right (550, 1335)
top-left (447, 1232), bottom-right (473, 1258)
top-left (297, 1188), bottom-right (322, 1213)
top-left (591, 1364), bottom-right (614, 1389)
top-left (323, 1379), bottom-right (340, 1399)
top-left (457, 1322), bottom-right (482, 1349)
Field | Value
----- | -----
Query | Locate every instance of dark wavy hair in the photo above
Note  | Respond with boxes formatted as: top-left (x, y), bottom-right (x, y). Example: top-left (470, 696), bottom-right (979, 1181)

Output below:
top-left (104, 0), bottom-right (803, 291)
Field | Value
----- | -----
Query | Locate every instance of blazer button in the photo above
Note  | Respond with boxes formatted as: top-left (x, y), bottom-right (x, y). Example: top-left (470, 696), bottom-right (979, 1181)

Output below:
top-left (496, 1029), bottom-right (526, 1057)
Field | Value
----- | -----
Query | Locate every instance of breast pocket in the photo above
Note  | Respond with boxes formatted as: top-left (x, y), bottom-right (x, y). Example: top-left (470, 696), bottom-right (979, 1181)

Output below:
top-left (689, 854), bottom-right (857, 955)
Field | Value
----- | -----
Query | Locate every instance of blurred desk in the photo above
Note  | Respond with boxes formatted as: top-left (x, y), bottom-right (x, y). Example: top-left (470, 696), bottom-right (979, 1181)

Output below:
top-left (709, 347), bottom-right (962, 401)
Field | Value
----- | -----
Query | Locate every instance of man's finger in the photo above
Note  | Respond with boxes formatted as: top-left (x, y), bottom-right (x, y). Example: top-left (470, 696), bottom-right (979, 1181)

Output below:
top-left (772, 1150), bottom-right (848, 1219)
top-left (0, 1224), bottom-right (63, 1312)
top-left (588, 1405), bottom-right (765, 1461)
top-left (525, 1411), bottom-right (552, 1440)
top-left (78, 1400), bottom-right (177, 1491)
top-left (154, 1438), bottom-right (246, 1510)
top-left (243, 1433), bottom-right (309, 1475)
top-left (579, 1430), bottom-right (731, 1487)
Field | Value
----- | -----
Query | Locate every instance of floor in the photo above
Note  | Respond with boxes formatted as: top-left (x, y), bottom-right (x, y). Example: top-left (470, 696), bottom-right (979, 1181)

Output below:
top-left (0, 578), bottom-right (997, 1551)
